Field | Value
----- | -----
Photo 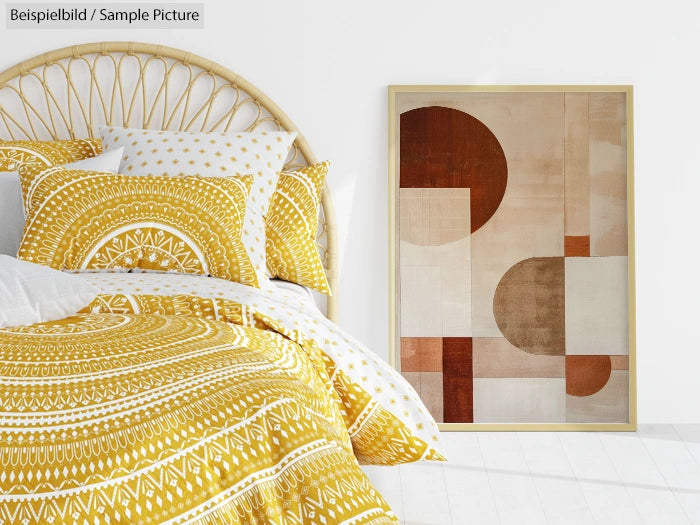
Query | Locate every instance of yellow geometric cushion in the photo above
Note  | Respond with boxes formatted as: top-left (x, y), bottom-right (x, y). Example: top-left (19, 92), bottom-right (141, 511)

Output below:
top-left (0, 138), bottom-right (101, 201)
top-left (18, 167), bottom-right (258, 287)
top-left (265, 161), bottom-right (331, 294)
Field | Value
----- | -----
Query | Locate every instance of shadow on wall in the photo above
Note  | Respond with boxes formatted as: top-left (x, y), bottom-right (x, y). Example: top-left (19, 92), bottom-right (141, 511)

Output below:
top-left (332, 166), bottom-right (358, 285)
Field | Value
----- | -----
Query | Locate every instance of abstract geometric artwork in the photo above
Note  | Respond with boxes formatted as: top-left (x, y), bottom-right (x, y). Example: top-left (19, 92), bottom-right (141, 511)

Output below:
top-left (389, 86), bottom-right (635, 429)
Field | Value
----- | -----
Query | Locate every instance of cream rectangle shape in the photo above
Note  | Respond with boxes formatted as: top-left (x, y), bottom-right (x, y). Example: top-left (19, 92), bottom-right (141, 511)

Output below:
top-left (420, 372), bottom-right (444, 423)
top-left (473, 378), bottom-right (566, 423)
top-left (473, 337), bottom-right (565, 378)
top-left (589, 92), bottom-right (627, 256)
top-left (565, 256), bottom-right (629, 355)
top-left (564, 92), bottom-right (590, 236)
top-left (399, 188), bottom-right (471, 337)
top-left (400, 265), bottom-right (443, 337)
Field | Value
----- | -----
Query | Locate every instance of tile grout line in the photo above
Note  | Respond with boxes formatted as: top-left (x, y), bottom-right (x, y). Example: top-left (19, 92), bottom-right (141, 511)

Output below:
top-left (672, 424), bottom-right (700, 470)
top-left (515, 432), bottom-right (552, 525)
top-left (395, 465), bottom-right (405, 524)
top-left (549, 432), bottom-right (596, 524)
top-left (597, 430), bottom-right (689, 524)
top-left (638, 426), bottom-right (694, 524)
top-left (645, 428), bottom-right (697, 521)
top-left (476, 433), bottom-right (503, 525)
top-left (398, 465), bottom-right (408, 525)
top-left (551, 433), bottom-right (597, 524)
top-left (556, 432), bottom-right (602, 525)
top-left (439, 461), bottom-right (456, 525)
top-left (593, 432), bottom-right (650, 524)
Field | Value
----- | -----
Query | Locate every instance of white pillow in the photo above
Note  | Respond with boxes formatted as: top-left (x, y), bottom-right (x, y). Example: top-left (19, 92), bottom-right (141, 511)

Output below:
top-left (63, 145), bottom-right (124, 171)
top-left (0, 173), bottom-right (25, 257)
top-left (100, 127), bottom-right (297, 287)
top-left (0, 255), bottom-right (99, 327)
top-left (0, 147), bottom-right (124, 256)
top-left (22, 146), bottom-right (125, 215)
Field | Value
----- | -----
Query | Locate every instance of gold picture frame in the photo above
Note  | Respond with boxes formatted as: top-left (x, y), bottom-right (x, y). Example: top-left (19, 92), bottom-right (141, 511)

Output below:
top-left (388, 85), bottom-right (636, 431)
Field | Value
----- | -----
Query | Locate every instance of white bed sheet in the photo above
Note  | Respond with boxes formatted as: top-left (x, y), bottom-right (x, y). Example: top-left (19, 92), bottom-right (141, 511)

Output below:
top-left (269, 278), bottom-right (320, 311)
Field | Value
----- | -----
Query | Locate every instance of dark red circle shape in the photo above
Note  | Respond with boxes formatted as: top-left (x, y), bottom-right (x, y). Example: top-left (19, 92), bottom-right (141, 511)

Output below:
top-left (400, 106), bottom-right (508, 233)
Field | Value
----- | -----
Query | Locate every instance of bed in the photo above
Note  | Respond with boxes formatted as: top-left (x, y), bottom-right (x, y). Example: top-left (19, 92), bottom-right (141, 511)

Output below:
top-left (0, 43), bottom-right (442, 524)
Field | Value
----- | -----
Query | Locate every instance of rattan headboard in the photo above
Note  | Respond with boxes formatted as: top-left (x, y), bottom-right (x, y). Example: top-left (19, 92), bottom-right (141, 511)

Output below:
top-left (0, 41), bottom-right (338, 321)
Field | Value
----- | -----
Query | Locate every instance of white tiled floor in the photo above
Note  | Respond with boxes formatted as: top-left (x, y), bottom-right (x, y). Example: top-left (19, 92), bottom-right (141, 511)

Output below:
top-left (362, 425), bottom-right (700, 525)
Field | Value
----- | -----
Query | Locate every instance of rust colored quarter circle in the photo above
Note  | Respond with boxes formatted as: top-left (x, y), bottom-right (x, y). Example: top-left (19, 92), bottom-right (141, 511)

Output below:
top-left (566, 355), bottom-right (612, 397)
top-left (400, 105), bottom-right (508, 233)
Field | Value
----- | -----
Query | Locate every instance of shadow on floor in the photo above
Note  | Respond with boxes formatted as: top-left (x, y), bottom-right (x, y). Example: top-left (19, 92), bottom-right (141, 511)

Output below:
top-left (441, 462), bottom-right (700, 495)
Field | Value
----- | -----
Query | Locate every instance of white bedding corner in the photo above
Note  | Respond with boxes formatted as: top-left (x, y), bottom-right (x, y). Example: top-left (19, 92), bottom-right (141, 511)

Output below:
top-left (0, 147), bottom-right (124, 257)
top-left (0, 256), bottom-right (99, 327)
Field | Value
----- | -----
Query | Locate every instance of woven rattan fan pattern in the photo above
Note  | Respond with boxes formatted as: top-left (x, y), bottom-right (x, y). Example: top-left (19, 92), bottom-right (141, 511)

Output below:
top-left (0, 41), bottom-right (338, 320)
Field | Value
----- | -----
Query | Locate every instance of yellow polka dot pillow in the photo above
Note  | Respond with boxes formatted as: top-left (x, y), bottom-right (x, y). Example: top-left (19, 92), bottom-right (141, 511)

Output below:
top-left (99, 127), bottom-right (297, 287)
top-left (266, 162), bottom-right (331, 294)
top-left (17, 167), bottom-right (258, 287)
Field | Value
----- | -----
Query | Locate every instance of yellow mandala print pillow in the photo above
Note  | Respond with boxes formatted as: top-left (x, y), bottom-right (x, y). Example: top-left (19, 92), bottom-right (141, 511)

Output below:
top-left (0, 138), bottom-right (101, 171)
top-left (0, 138), bottom-right (101, 200)
top-left (18, 167), bottom-right (258, 287)
top-left (266, 161), bottom-right (331, 294)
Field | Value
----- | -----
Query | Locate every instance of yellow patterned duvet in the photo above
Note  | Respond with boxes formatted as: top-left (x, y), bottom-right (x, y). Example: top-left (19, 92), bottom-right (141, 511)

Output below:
top-left (0, 291), bottom-right (441, 524)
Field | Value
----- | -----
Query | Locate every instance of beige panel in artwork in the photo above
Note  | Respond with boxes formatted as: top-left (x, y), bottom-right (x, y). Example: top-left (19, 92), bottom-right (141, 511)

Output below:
top-left (400, 237), bottom-right (470, 267)
top-left (403, 369), bottom-right (447, 427)
top-left (564, 93), bottom-right (590, 236)
top-left (589, 92), bottom-right (627, 256)
top-left (566, 370), bottom-right (629, 423)
top-left (397, 92), bottom-right (566, 337)
top-left (400, 240), bottom-right (471, 337)
top-left (473, 378), bottom-right (566, 423)
top-left (610, 355), bottom-right (629, 370)
top-left (430, 188), bottom-right (470, 245)
top-left (399, 188), bottom-right (471, 337)
top-left (420, 372), bottom-right (444, 423)
top-left (473, 337), bottom-right (565, 378)
top-left (565, 256), bottom-right (629, 355)
top-left (399, 190), bottom-right (410, 244)
top-left (400, 265), bottom-right (442, 337)
top-left (399, 188), bottom-right (470, 245)
top-left (399, 188), bottom-right (427, 244)
top-left (402, 372), bottom-right (421, 398)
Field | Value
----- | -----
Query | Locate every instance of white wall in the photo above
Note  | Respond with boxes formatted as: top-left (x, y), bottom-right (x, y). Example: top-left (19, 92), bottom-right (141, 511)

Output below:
top-left (2, 0), bottom-right (698, 423)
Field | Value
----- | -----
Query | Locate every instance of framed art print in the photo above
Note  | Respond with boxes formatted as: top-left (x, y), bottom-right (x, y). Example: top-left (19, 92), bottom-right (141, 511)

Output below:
top-left (388, 85), bottom-right (636, 430)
